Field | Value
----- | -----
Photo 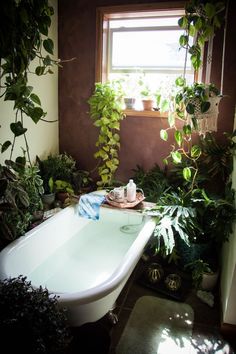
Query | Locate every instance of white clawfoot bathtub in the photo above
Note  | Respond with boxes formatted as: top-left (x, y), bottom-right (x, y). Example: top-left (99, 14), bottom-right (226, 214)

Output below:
top-left (0, 204), bottom-right (155, 326)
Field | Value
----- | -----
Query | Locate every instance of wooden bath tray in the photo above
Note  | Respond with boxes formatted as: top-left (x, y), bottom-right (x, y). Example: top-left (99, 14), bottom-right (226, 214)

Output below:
top-left (105, 191), bottom-right (145, 208)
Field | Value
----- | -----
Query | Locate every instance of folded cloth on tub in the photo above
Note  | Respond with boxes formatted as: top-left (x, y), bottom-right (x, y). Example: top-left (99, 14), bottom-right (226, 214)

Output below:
top-left (77, 193), bottom-right (105, 220)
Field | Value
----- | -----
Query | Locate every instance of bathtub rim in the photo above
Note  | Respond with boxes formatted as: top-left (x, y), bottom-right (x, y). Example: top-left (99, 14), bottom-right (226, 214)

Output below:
top-left (0, 204), bottom-right (156, 305)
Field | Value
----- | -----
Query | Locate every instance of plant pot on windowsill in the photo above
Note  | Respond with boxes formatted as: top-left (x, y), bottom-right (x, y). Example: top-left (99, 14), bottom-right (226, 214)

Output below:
top-left (124, 97), bottom-right (136, 110)
top-left (142, 99), bottom-right (155, 111)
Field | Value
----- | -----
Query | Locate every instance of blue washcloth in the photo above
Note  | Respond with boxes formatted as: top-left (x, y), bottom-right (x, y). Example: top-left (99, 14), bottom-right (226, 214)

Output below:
top-left (77, 193), bottom-right (105, 220)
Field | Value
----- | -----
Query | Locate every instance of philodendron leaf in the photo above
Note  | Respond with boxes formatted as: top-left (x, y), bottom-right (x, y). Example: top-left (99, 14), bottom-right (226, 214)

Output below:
top-left (30, 93), bottom-right (41, 106)
top-left (43, 38), bottom-right (54, 55)
top-left (35, 66), bottom-right (45, 76)
top-left (171, 151), bottom-right (182, 164)
top-left (160, 129), bottom-right (168, 141)
top-left (183, 167), bottom-right (192, 181)
top-left (174, 130), bottom-right (183, 146)
top-left (1, 140), bottom-right (11, 153)
top-left (30, 107), bottom-right (45, 123)
top-left (10, 122), bottom-right (27, 136)
top-left (183, 124), bottom-right (192, 135)
top-left (191, 145), bottom-right (201, 159)
top-left (205, 3), bottom-right (216, 19)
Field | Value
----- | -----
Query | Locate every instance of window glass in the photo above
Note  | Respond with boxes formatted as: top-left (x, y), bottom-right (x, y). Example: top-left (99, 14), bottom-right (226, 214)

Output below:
top-left (98, 6), bottom-right (195, 111)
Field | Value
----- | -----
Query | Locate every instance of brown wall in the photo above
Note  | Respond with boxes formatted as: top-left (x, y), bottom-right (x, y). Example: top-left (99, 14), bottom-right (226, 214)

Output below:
top-left (58, 0), bottom-right (236, 183)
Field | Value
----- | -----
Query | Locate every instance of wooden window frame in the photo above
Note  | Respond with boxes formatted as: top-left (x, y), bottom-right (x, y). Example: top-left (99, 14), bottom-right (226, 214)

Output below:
top-left (95, 2), bottom-right (187, 83)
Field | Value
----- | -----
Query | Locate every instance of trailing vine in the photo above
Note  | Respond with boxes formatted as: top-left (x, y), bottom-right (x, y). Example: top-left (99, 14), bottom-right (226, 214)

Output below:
top-left (0, 0), bottom-right (62, 164)
top-left (160, 0), bottom-right (226, 190)
top-left (88, 81), bottom-right (125, 187)
top-left (178, 0), bottom-right (225, 71)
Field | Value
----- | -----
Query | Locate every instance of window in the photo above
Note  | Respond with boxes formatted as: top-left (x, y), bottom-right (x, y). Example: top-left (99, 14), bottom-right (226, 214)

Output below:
top-left (96, 3), bottom-right (195, 112)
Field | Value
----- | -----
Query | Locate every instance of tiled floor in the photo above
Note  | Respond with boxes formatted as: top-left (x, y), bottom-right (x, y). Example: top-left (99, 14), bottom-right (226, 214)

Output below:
top-left (68, 256), bottom-right (236, 353)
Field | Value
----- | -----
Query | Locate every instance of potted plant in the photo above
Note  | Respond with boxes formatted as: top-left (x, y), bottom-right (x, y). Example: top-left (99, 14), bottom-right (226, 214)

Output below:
top-left (0, 275), bottom-right (71, 353)
top-left (72, 169), bottom-right (93, 195)
top-left (140, 86), bottom-right (155, 111)
top-left (36, 153), bottom-right (76, 206)
top-left (174, 78), bottom-right (222, 134)
top-left (185, 258), bottom-right (219, 290)
top-left (88, 81), bottom-right (125, 188)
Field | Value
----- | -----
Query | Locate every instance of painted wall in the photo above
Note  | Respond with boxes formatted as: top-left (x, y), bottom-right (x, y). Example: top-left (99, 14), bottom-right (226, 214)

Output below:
top-left (58, 0), bottom-right (235, 182)
top-left (0, 0), bottom-right (59, 165)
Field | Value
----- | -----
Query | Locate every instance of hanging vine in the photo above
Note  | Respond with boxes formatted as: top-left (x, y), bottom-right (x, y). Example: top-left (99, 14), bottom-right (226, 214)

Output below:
top-left (88, 81), bottom-right (125, 188)
top-left (0, 0), bottom-right (64, 165)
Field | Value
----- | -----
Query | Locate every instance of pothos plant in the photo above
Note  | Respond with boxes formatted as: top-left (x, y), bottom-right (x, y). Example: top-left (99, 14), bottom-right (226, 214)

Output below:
top-left (160, 0), bottom-right (226, 186)
top-left (0, 0), bottom-right (61, 164)
top-left (178, 0), bottom-right (225, 71)
top-left (88, 81), bottom-right (125, 188)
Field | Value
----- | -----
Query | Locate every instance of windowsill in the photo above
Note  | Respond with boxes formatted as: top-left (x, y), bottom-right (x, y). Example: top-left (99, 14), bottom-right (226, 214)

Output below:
top-left (124, 109), bottom-right (168, 118)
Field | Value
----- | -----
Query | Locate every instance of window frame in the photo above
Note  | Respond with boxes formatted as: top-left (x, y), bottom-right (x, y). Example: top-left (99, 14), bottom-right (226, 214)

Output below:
top-left (96, 1), bottom-right (189, 83)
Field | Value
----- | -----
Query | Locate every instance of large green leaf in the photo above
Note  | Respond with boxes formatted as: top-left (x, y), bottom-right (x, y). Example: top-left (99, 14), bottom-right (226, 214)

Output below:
top-left (160, 129), bottom-right (168, 141)
top-left (1, 140), bottom-right (11, 153)
top-left (10, 122), bottom-right (27, 137)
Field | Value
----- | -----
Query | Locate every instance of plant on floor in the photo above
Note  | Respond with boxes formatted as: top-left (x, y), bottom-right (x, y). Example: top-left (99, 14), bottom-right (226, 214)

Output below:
top-left (88, 81), bottom-right (125, 188)
top-left (0, 275), bottom-right (72, 353)
top-left (185, 258), bottom-right (218, 289)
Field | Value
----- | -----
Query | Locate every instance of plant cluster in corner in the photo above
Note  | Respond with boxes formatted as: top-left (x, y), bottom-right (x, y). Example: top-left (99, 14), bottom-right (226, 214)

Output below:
top-left (0, 275), bottom-right (72, 353)
top-left (88, 81), bottom-right (125, 188)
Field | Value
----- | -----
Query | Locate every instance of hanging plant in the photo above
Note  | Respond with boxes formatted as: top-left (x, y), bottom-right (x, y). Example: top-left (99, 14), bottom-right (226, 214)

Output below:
top-left (175, 79), bottom-right (222, 134)
top-left (88, 81), bottom-right (125, 188)
top-left (178, 0), bottom-right (225, 71)
top-left (0, 0), bottom-right (62, 164)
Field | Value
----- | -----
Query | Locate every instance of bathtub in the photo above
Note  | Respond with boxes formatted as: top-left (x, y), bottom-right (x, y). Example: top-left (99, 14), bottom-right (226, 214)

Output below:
top-left (0, 204), bottom-right (155, 326)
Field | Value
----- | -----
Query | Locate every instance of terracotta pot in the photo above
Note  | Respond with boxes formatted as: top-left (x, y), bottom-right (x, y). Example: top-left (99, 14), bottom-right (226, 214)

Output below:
top-left (142, 99), bottom-right (154, 111)
top-left (56, 192), bottom-right (69, 203)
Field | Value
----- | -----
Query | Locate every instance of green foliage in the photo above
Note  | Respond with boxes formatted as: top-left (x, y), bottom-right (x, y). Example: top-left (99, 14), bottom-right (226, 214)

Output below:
top-left (54, 180), bottom-right (74, 195)
top-left (0, 162), bottom-right (44, 249)
top-left (88, 81), bottom-right (125, 187)
top-left (143, 188), bottom-right (203, 254)
top-left (0, 0), bottom-right (60, 163)
top-left (178, 0), bottom-right (225, 70)
top-left (132, 164), bottom-right (170, 202)
top-left (185, 259), bottom-right (212, 288)
top-left (72, 169), bottom-right (93, 194)
top-left (0, 275), bottom-right (71, 353)
top-left (36, 153), bottom-right (76, 193)
top-left (175, 80), bottom-right (220, 123)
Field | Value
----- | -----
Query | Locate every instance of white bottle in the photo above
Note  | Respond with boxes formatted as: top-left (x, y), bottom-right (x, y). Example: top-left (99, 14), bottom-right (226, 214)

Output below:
top-left (126, 179), bottom-right (136, 202)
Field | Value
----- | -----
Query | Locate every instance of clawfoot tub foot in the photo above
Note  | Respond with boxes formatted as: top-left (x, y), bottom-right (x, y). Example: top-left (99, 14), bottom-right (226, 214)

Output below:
top-left (107, 310), bottom-right (118, 325)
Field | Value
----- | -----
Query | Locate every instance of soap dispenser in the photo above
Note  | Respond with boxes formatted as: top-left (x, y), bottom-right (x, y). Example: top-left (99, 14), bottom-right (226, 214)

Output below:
top-left (126, 179), bottom-right (136, 202)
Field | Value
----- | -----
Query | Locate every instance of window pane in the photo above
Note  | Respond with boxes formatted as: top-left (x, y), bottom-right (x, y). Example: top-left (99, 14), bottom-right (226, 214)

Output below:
top-left (111, 30), bottom-right (191, 71)
top-left (110, 17), bottom-right (182, 28)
